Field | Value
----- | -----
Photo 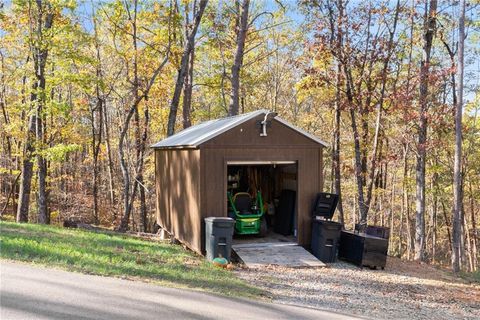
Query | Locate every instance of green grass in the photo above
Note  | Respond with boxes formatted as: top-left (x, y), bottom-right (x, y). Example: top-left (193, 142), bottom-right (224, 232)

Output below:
top-left (0, 221), bottom-right (264, 299)
top-left (471, 271), bottom-right (480, 282)
top-left (461, 270), bottom-right (480, 283)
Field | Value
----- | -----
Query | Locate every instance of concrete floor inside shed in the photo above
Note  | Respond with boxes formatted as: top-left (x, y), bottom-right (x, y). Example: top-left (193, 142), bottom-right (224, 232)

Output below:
top-left (232, 230), bottom-right (295, 245)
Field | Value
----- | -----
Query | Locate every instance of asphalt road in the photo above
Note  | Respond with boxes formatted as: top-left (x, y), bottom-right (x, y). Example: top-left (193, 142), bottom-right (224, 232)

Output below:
top-left (0, 261), bottom-right (362, 320)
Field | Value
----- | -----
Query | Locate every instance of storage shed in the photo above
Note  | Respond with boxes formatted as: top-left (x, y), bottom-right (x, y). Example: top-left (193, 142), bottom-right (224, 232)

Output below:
top-left (152, 109), bottom-right (327, 254)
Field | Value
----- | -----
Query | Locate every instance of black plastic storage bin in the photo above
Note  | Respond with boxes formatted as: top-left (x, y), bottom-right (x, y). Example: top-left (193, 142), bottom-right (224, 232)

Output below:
top-left (338, 230), bottom-right (388, 269)
top-left (204, 217), bottom-right (235, 262)
top-left (311, 220), bottom-right (342, 262)
top-left (274, 189), bottom-right (296, 236)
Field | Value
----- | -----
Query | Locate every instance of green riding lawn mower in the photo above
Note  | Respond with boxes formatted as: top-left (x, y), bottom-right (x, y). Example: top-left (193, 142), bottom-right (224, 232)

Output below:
top-left (227, 191), bottom-right (267, 236)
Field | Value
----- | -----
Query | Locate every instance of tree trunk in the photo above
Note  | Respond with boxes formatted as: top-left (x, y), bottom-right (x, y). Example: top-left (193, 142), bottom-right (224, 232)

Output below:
top-left (333, 64), bottom-right (344, 226)
top-left (19, 1), bottom-right (54, 224)
top-left (431, 169), bottom-right (438, 263)
top-left (117, 2), bottom-right (172, 232)
top-left (1, 172), bottom-right (21, 217)
top-left (91, 8), bottom-right (104, 224)
top-left (452, 0), bottom-right (465, 273)
top-left (442, 201), bottom-right (453, 254)
top-left (139, 175), bottom-right (147, 232)
top-left (415, 0), bottom-right (437, 262)
top-left (399, 0), bottom-right (415, 259)
top-left (182, 48), bottom-right (194, 129)
top-left (389, 171), bottom-right (396, 255)
top-left (16, 114), bottom-right (35, 222)
top-left (167, 0), bottom-right (208, 136)
top-left (35, 8), bottom-right (51, 224)
top-left (365, 0), bottom-right (400, 212)
top-left (182, 1), bottom-right (195, 129)
top-left (342, 60), bottom-right (368, 229)
top-left (349, 107), bottom-right (368, 228)
top-left (464, 213), bottom-right (473, 271)
top-left (102, 101), bottom-right (115, 207)
top-left (91, 96), bottom-right (103, 224)
top-left (228, 0), bottom-right (250, 116)
top-left (117, 83), bottom-right (169, 234)
top-left (138, 105), bottom-right (150, 232)
top-left (0, 58), bottom-right (17, 217)
top-left (36, 110), bottom-right (48, 224)
top-left (402, 143), bottom-right (415, 259)
top-left (119, 0), bottom-right (140, 232)
top-left (469, 181), bottom-right (478, 271)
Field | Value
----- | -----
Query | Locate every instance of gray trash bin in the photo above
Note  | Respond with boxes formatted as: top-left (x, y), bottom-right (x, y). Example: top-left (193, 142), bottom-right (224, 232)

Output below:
top-left (204, 217), bottom-right (235, 262)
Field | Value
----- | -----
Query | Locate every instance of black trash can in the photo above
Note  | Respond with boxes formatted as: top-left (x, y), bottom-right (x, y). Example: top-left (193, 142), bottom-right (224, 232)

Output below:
top-left (311, 220), bottom-right (342, 262)
top-left (204, 217), bottom-right (235, 262)
top-left (310, 192), bottom-right (341, 263)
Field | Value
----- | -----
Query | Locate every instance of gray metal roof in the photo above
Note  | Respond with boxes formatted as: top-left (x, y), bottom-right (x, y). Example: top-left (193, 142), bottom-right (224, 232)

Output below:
top-left (151, 109), bottom-right (328, 149)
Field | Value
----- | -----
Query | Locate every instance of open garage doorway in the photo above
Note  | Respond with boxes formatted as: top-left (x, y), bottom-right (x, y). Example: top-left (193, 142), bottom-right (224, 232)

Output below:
top-left (226, 161), bottom-right (298, 245)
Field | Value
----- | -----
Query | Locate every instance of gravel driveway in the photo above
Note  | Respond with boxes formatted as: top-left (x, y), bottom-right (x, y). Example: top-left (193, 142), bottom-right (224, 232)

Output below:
top-left (235, 257), bottom-right (480, 320)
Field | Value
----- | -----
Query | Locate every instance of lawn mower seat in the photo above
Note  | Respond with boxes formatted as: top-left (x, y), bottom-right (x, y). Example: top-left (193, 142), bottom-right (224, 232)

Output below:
top-left (233, 193), bottom-right (252, 214)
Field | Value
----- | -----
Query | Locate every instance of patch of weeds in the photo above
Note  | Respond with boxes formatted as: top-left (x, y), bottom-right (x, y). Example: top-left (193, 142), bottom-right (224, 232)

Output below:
top-left (460, 270), bottom-right (480, 283)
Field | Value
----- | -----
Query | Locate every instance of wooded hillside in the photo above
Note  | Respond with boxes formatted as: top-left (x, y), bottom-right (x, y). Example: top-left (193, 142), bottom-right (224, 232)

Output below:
top-left (0, 0), bottom-right (479, 272)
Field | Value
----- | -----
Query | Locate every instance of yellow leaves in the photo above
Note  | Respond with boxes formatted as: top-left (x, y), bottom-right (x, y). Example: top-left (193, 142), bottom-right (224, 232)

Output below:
top-left (44, 144), bottom-right (82, 163)
top-left (57, 0), bottom-right (77, 11)
top-left (1, 120), bottom-right (23, 140)
top-left (296, 74), bottom-right (334, 105)
top-left (312, 52), bottom-right (333, 69)
top-left (0, 168), bottom-right (21, 176)
top-left (50, 210), bottom-right (60, 222)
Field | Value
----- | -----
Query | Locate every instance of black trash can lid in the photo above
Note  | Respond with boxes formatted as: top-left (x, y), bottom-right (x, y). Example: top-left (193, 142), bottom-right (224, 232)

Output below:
top-left (312, 193), bottom-right (339, 219)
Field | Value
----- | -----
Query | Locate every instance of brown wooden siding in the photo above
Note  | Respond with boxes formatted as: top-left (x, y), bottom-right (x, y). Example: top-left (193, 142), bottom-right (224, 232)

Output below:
top-left (203, 116), bottom-right (320, 148)
top-left (155, 149), bottom-right (202, 253)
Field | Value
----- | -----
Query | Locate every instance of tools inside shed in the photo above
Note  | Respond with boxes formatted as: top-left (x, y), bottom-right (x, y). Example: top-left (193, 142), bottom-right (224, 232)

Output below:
top-left (227, 163), bottom-right (297, 239)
